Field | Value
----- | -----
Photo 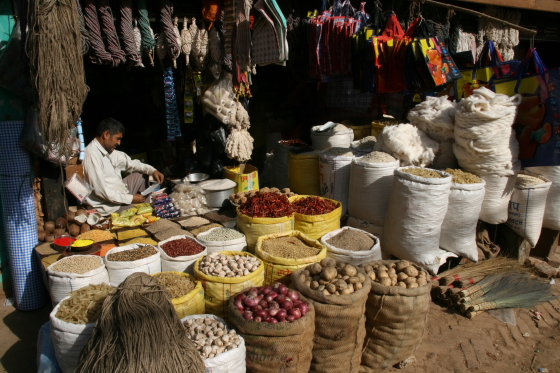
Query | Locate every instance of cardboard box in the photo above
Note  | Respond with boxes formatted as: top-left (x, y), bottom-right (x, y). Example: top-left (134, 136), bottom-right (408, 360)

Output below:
top-left (224, 164), bottom-right (259, 194)
top-left (65, 164), bottom-right (84, 179)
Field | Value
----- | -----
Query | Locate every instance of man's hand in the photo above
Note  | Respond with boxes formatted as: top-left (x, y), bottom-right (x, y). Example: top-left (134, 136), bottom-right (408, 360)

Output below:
top-left (132, 194), bottom-right (146, 204)
top-left (153, 170), bottom-right (165, 184)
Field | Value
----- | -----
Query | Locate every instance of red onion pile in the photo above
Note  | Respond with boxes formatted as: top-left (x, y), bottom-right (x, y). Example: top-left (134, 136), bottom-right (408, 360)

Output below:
top-left (234, 283), bottom-right (310, 323)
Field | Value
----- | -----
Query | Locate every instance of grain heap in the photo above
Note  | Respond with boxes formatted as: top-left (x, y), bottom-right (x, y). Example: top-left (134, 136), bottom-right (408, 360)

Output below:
top-left (354, 136), bottom-right (377, 151)
top-left (516, 173), bottom-right (546, 187)
top-left (322, 147), bottom-right (354, 157)
top-left (55, 283), bottom-right (113, 324)
top-left (199, 253), bottom-right (261, 277)
top-left (117, 228), bottom-right (149, 241)
top-left (107, 246), bottom-right (157, 262)
top-left (179, 217), bottom-right (210, 228)
top-left (401, 167), bottom-right (442, 178)
top-left (445, 168), bottom-right (483, 184)
top-left (326, 229), bottom-right (373, 252)
top-left (184, 317), bottom-right (243, 359)
top-left (50, 256), bottom-right (102, 274)
top-left (262, 236), bottom-right (321, 259)
top-left (153, 272), bottom-right (196, 298)
top-left (359, 151), bottom-right (396, 163)
top-left (301, 258), bottom-right (366, 296)
top-left (154, 227), bottom-right (193, 241)
top-left (199, 228), bottom-right (244, 241)
top-left (363, 261), bottom-right (428, 289)
top-left (122, 237), bottom-right (158, 245)
top-left (190, 223), bottom-right (222, 236)
top-left (161, 239), bottom-right (205, 257)
top-left (76, 230), bottom-right (115, 242)
top-left (145, 218), bottom-right (180, 234)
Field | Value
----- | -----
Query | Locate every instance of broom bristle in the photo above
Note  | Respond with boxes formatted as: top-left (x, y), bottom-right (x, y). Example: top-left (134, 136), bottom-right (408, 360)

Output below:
top-left (437, 257), bottom-right (530, 283)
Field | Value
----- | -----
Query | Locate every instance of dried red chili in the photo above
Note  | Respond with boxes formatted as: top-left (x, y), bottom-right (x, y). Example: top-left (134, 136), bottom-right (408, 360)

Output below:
top-left (279, 139), bottom-right (308, 146)
top-left (239, 192), bottom-right (294, 218)
top-left (161, 238), bottom-right (205, 258)
top-left (292, 197), bottom-right (337, 216)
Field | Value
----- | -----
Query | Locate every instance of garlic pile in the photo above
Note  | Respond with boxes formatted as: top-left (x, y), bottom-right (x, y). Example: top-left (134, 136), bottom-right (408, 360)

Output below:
top-left (364, 260), bottom-right (429, 289)
top-left (184, 317), bottom-right (242, 359)
top-left (199, 253), bottom-right (261, 277)
top-left (300, 258), bottom-right (367, 296)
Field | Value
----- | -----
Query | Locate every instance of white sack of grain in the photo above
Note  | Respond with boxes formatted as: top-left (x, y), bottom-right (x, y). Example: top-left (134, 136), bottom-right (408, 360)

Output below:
top-left (525, 166), bottom-right (560, 230)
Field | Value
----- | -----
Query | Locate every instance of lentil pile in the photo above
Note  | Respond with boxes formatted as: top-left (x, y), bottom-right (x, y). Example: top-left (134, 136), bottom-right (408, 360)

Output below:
top-left (516, 173), bottom-right (546, 188)
top-left (359, 151), bottom-right (396, 163)
top-left (239, 191), bottom-right (294, 218)
top-left (184, 317), bottom-right (242, 359)
top-left (326, 229), bottom-right (374, 252)
top-left (161, 238), bottom-right (205, 258)
top-left (199, 253), bottom-right (261, 277)
top-left (445, 168), bottom-right (483, 184)
top-left (190, 223), bottom-right (222, 236)
top-left (300, 258), bottom-right (367, 296)
top-left (198, 228), bottom-right (244, 241)
top-left (50, 256), bottom-right (102, 274)
top-left (292, 196), bottom-right (337, 215)
top-left (153, 272), bottom-right (196, 298)
top-left (154, 227), bottom-right (193, 241)
top-left (107, 245), bottom-right (157, 262)
top-left (122, 237), bottom-right (158, 246)
top-left (262, 236), bottom-right (321, 259)
top-left (76, 230), bottom-right (115, 242)
top-left (178, 217), bottom-right (210, 228)
top-left (55, 283), bottom-right (113, 324)
top-left (322, 147), bottom-right (354, 157)
top-left (401, 167), bottom-right (442, 178)
top-left (117, 228), bottom-right (149, 241)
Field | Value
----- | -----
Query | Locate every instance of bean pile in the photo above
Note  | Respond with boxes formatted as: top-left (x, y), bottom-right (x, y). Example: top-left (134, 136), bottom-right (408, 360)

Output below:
top-left (300, 258), bottom-right (367, 296)
top-left (262, 236), bottom-right (321, 259)
top-left (239, 191), bottom-right (294, 218)
top-left (184, 317), bottom-right (242, 359)
top-left (50, 256), bottom-right (102, 274)
top-left (76, 230), bottom-right (115, 242)
top-left (179, 217), bottom-right (210, 228)
top-left (364, 260), bottom-right (428, 289)
top-left (199, 253), bottom-right (260, 277)
top-left (326, 229), bottom-right (374, 252)
top-left (107, 246), bottom-right (157, 262)
top-left (55, 283), bottom-right (113, 324)
top-left (401, 167), bottom-right (442, 178)
top-left (190, 223), bottom-right (222, 236)
top-left (161, 238), bottom-right (205, 258)
top-left (292, 196), bottom-right (337, 215)
top-left (198, 228), bottom-right (244, 242)
top-left (153, 272), bottom-right (196, 298)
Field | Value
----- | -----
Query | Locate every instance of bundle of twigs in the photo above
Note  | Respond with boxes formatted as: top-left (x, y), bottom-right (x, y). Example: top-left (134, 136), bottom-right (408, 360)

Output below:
top-left (27, 0), bottom-right (88, 158)
top-left (75, 273), bottom-right (205, 373)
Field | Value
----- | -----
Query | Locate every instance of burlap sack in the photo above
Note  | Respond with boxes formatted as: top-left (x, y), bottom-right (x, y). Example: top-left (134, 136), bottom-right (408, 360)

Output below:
top-left (359, 260), bottom-right (431, 372)
top-left (228, 291), bottom-right (315, 373)
top-left (291, 266), bottom-right (372, 373)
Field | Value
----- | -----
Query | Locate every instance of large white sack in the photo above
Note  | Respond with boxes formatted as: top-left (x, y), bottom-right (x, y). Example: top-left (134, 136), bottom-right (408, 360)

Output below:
top-left (50, 297), bottom-right (95, 373)
top-left (478, 174), bottom-right (517, 224)
top-left (319, 150), bottom-right (357, 215)
top-left (104, 244), bottom-right (161, 286)
top-left (525, 166), bottom-right (560, 230)
top-left (48, 256), bottom-right (109, 305)
top-left (271, 142), bottom-right (293, 189)
top-left (181, 314), bottom-right (246, 373)
top-left (321, 227), bottom-right (381, 266)
top-left (440, 179), bottom-right (486, 262)
top-left (197, 227), bottom-right (247, 254)
top-left (382, 167), bottom-right (456, 273)
top-left (507, 173), bottom-right (552, 247)
top-left (348, 156), bottom-right (400, 226)
top-left (158, 235), bottom-right (208, 274)
top-left (374, 123), bottom-right (439, 167)
top-left (311, 125), bottom-right (354, 151)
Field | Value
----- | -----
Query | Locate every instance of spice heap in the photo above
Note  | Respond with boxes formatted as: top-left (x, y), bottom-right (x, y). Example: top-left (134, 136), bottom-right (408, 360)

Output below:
top-left (161, 238), bottom-right (205, 258)
top-left (72, 239), bottom-right (94, 248)
top-left (322, 147), bottom-right (354, 157)
top-left (230, 187), bottom-right (295, 206)
top-left (122, 237), bottom-right (158, 246)
top-left (107, 246), bottom-right (157, 262)
top-left (153, 272), bottom-right (196, 298)
top-left (184, 317), bottom-right (242, 359)
top-left (292, 196), bottom-right (337, 215)
top-left (516, 173), bottom-right (546, 188)
top-left (364, 261), bottom-right (428, 289)
top-left (239, 191), bottom-right (294, 218)
top-left (198, 228), bottom-right (244, 241)
top-left (190, 223), bottom-right (222, 236)
top-left (359, 151), bottom-right (396, 163)
top-left (445, 169), bottom-right (482, 184)
top-left (117, 228), bottom-right (149, 241)
top-left (199, 253), bottom-right (261, 277)
top-left (401, 168), bottom-right (442, 178)
top-left (280, 139), bottom-right (308, 146)
top-left (178, 217), bottom-right (210, 228)
top-left (50, 256), bottom-right (102, 274)
top-left (262, 236), bottom-right (321, 259)
top-left (55, 283), bottom-right (113, 324)
top-left (154, 227), bottom-right (193, 241)
top-left (326, 229), bottom-right (374, 252)
top-left (233, 284), bottom-right (310, 323)
top-left (76, 230), bottom-right (116, 242)
top-left (301, 258), bottom-right (366, 295)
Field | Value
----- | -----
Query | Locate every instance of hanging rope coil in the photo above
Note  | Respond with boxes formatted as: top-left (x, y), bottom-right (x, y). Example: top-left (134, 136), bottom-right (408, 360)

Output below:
top-left (119, 0), bottom-right (142, 66)
top-left (82, 0), bottom-right (113, 65)
top-left (98, 0), bottom-right (126, 66)
top-left (137, 0), bottom-right (156, 54)
top-left (160, 0), bottom-right (180, 61)
top-left (75, 0), bottom-right (91, 54)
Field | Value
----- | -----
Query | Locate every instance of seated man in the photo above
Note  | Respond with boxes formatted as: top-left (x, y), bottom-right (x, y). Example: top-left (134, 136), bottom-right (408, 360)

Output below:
top-left (83, 118), bottom-right (164, 216)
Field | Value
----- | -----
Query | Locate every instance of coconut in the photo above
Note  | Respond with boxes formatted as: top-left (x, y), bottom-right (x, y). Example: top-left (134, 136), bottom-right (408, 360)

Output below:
top-left (66, 210), bottom-right (76, 222)
top-left (56, 217), bottom-right (67, 229)
top-left (54, 229), bottom-right (66, 237)
top-left (44, 221), bottom-right (55, 233)
top-left (69, 224), bottom-right (81, 236)
top-left (80, 224), bottom-right (91, 234)
top-left (76, 209), bottom-right (87, 217)
top-left (38, 231), bottom-right (48, 242)
top-left (45, 235), bottom-right (55, 242)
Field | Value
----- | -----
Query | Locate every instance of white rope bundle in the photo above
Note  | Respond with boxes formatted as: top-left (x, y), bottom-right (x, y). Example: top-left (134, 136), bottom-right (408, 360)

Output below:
top-left (181, 17), bottom-right (192, 66)
top-left (477, 6), bottom-right (520, 61)
top-left (407, 96), bottom-right (456, 141)
top-left (225, 102), bottom-right (254, 162)
top-left (373, 123), bottom-right (439, 167)
top-left (453, 87), bottom-right (522, 176)
top-left (191, 20), bottom-right (208, 68)
top-left (457, 29), bottom-right (476, 54)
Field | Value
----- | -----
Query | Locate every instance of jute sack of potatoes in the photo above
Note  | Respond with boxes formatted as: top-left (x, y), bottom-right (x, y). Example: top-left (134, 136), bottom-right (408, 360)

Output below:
top-left (359, 260), bottom-right (431, 372)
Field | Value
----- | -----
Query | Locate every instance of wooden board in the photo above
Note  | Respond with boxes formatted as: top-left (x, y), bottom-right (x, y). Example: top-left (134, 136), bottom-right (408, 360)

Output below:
top-left (457, 0), bottom-right (560, 13)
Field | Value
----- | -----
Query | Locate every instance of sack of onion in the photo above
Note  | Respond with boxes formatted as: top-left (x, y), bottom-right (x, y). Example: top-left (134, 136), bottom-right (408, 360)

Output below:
top-left (158, 235), bottom-right (208, 274)
top-left (359, 260), bottom-right (432, 372)
top-left (183, 314), bottom-right (246, 373)
top-left (288, 196), bottom-right (342, 239)
top-left (153, 272), bottom-right (205, 318)
top-left (228, 285), bottom-right (315, 373)
top-left (255, 231), bottom-right (327, 285)
top-left (194, 252), bottom-right (264, 319)
top-left (104, 244), bottom-right (161, 286)
top-left (291, 258), bottom-right (371, 373)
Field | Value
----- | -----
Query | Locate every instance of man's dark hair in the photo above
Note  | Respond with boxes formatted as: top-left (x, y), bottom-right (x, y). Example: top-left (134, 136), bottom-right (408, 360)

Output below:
top-left (95, 118), bottom-right (126, 137)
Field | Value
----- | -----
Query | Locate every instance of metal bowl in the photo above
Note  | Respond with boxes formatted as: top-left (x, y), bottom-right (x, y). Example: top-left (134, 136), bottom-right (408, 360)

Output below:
top-left (53, 235), bottom-right (77, 252)
top-left (170, 179), bottom-right (182, 185)
top-left (186, 173), bottom-right (210, 183)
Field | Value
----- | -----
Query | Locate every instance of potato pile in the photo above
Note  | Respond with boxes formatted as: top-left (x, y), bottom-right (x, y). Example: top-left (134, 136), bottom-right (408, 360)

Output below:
top-left (299, 258), bottom-right (367, 296)
top-left (364, 261), bottom-right (428, 289)
top-left (230, 187), bottom-right (296, 205)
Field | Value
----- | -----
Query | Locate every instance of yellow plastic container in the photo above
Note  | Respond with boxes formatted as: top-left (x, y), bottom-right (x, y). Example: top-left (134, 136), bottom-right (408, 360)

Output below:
top-left (152, 272), bottom-right (205, 318)
top-left (343, 121), bottom-right (372, 141)
top-left (224, 164), bottom-right (259, 194)
top-left (289, 195), bottom-right (342, 240)
top-left (288, 150), bottom-right (321, 196)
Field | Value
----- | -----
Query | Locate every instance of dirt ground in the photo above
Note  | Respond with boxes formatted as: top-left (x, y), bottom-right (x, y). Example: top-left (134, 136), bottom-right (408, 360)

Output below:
top-left (1, 285), bottom-right (560, 373)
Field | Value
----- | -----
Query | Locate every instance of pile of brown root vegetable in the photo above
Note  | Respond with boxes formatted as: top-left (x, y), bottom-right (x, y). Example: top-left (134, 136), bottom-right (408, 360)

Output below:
top-left (363, 261), bottom-right (429, 289)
